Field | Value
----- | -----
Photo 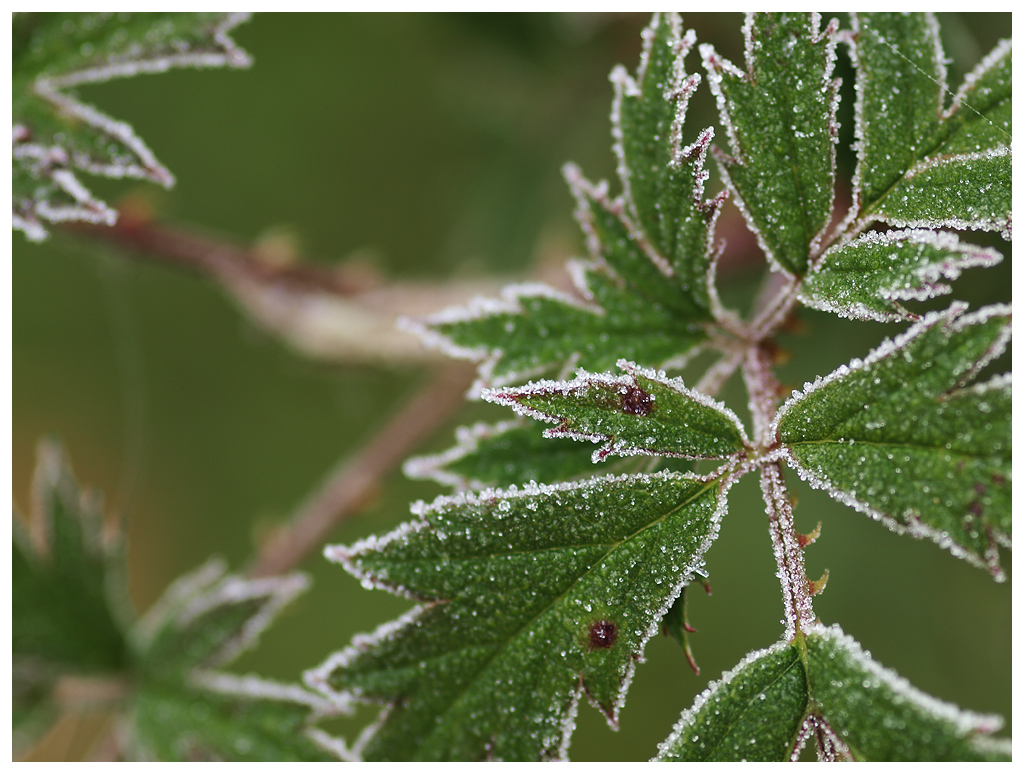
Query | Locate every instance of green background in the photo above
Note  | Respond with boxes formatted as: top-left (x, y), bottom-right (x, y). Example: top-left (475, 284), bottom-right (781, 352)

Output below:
top-left (12, 13), bottom-right (1011, 761)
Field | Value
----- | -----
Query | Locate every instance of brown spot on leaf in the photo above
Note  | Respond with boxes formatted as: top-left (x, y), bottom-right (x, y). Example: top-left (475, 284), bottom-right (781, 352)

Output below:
top-left (588, 620), bottom-right (617, 650)
top-left (968, 501), bottom-right (984, 518)
top-left (991, 472), bottom-right (1006, 487)
top-left (621, 386), bottom-right (652, 416)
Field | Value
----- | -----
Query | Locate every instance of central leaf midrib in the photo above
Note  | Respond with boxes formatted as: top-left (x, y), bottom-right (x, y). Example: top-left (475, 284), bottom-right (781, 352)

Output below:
top-left (409, 473), bottom-right (725, 756)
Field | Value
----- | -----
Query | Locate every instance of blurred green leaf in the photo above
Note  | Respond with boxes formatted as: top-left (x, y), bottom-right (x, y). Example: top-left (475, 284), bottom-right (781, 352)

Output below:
top-left (12, 12), bottom-right (250, 240)
top-left (12, 440), bottom-right (131, 754)
top-left (128, 559), bottom-right (343, 760)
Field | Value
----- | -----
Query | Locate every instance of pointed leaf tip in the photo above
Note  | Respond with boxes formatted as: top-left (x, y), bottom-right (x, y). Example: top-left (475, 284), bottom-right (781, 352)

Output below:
top-left (777, 304), bottom-right (1011, 576)
top-left (308, 470), bottom-right (729, 760)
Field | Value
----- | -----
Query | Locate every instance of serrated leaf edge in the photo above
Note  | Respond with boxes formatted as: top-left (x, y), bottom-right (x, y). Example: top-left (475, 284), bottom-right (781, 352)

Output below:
top-left (399, 282), bottom-right (602, 395)
top-left (483, 359), bottom-right (750, 463)
top-left (306, 469), bottom-right (732, 759)
top-left (652, 640), bottom-right (794, 761)
top-left (13, 13), bottom-right (252, 241)
top-left (701, 13), bottom-right (841, 275)
top-left (805, 622), bottom-right (1010, 755)
top-left (773, 303), bottom-right (1011, 577)
top-left (402, 419), bottom-right (527, 491)
top-left (872, 146), bottom-right (1012, 239)
top-left (800, 228), bottom-right (1004, 322)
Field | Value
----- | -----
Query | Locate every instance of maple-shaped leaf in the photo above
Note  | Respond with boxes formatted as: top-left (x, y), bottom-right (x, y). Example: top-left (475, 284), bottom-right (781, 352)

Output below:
top-left (305, 471), bottom-right (730, 761)
top-left (12, 440), bottom-right (132, 755)
top-left (775, 303), bottom-right (1011, 579)
top-left (845, 13), bottom-right (1012, 238)
top-left (799, 229), bottom-right (1003, 322)
top-left (12, 12), bottom-right (251, 241)
top-left (702, 12), bottom-right (841, 276)
top-left (126, 558), bottom-right (345, 761)
top-left (407, 14), bottom-right (723, 391)
top-left (655, 624), bottom-right (1010, 761)
top-left (403, 419), bottom-right (610, 491)
top-left (485, 360), bottom-right (749, 463)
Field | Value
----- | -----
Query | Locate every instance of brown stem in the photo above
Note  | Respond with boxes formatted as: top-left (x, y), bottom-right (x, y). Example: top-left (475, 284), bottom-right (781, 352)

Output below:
top-left (759, 461), bottom-right (815, 641)
top-left (61, 214), bottom-right (367, 296)
top-left (248, 363), bottom-right (475, 578)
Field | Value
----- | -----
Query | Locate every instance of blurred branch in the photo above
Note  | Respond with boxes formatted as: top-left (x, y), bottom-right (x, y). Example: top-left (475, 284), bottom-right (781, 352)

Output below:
top-left (61, 211), bottom-right (508, 365)
top-left (248, 363), bottom-right (476, 578)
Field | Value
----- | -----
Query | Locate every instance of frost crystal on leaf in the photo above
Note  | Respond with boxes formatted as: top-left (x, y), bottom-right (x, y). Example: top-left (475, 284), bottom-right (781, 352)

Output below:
top-left (844, 13), bottom-right (1012, 238)
top-left (776, 303), bottom-right (1011, 578)
top-left (305, 470), bottom-right (730, 761)
top-left (799, 229), bottom-right (1003, 321)
top-left (654, 641), bottom-right (806, 762)
top-left (408, 13), bottom-right (727, 392)
top-left (12, 12), bottom-right (251, 240)
top-left (803, 623), bottom-right (1010, 761)
top-left (701, 12), bottom-right (840, 275)
top-left (484, 360), bottom-right (749, 463)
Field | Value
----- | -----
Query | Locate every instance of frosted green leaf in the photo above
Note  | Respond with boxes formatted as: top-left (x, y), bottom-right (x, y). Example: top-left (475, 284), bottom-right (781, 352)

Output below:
top-left (873, 149), bottom-right (1011, 238)
top-left (611, 12), bottom-right (724, 317)
top-left (803, 623), bottom-right (1011, 761)
top-left (403, 420), bottom-right (611, 491)
top-left (485, 360), bottom-right (748, 463)
top-left (407, 16), bottom-right (729, 390)
top-left (305, 471), bottom-right (729, 761)
top-left (129, 673), bottom-right (342, 762)
top-left (128, 559), bottom-right (344, 760)
top-left (12, 12), bottom-right (251, 241)
top-left (654, 642), bottom-right (806, 762)
top-left (848, 14), bottom-right (1012, 236)
top-left (799, 229), bottom-right (1003, 321)
top-left (702, 13), bottom-right (840, 275)
top-left (776, 303), bottom-right (1011, 578)
top-left (133, 558), bottom-right (310, 677)
top-left (12, 440), bottom-right (131, 755)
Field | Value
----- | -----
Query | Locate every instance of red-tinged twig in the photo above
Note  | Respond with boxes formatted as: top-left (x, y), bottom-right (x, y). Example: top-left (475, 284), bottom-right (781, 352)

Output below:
top-left (248, 363), bottom-right (476, 579)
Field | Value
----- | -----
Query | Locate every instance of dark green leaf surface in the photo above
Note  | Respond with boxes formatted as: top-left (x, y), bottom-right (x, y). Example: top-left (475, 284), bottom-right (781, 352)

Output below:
top-left (849, 14), bottom-right (1012, 236)
top-left (411, 15), bottom-right (724, 389)
top-left (12, 12), bottom-right (250, 240)
top-left (702, 13), bottom-right (839, 275)
top-left (612, 12), bottom-right (723, 317)
top-left (655, 642), bottom-right (807, 761)
top-left (804, 624), bottom-right (1011, 761)
top-left (799, 229), bottom-right (1003, 321)
top-left (486, 361), bottom-right (748, 462)
top-left (776, 303), bottom-right (1011, 578)
top-left (13, 441), bottom-right (131, 753)
top-left (130, 673), bottom-right (341, 761)
top-left (306, 471), bottom-right (728, 760)
top-left (873, 149), bottom-right (1011, 237)
top-left (403, 420), bottom-right (610, 491)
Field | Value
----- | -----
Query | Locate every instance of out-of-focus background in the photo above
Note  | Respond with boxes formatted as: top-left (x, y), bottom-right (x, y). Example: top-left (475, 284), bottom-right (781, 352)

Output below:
top-left (13, 13), bottom-right (1011, 761)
